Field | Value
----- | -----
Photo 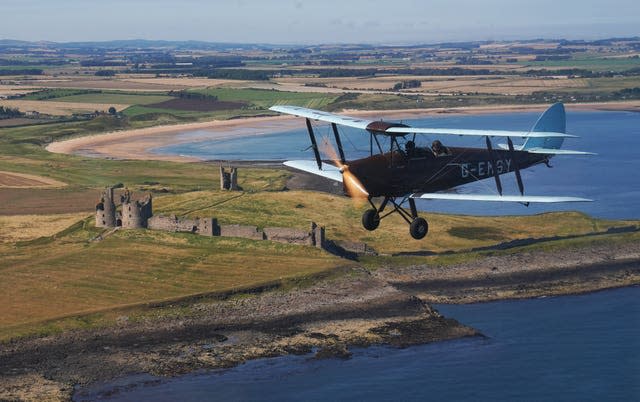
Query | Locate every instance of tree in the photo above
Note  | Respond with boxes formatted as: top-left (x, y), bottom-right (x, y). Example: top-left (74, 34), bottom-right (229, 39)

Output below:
top-left (108, 106), bottom-right (117, 115)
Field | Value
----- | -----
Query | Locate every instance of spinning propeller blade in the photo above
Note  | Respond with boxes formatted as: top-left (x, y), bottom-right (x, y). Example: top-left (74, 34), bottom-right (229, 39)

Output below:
top-left (319, 137), bottom-right (369, 203)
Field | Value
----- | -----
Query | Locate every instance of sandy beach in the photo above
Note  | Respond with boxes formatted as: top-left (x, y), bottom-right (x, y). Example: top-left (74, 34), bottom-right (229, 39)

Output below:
top-left (45, 101), bottom-right (640, 163)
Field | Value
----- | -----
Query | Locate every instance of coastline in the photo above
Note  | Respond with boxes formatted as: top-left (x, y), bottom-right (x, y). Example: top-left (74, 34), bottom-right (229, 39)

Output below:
top-left (45, 101), bottom-right (640, 163)
top-left (1, 235), bottom-right (638, 401)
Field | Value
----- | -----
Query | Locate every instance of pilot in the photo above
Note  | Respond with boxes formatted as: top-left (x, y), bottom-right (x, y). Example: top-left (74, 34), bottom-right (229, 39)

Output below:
top-left (432, 140), bottom-right (449, 156)
top-left (405, 140), bottom-right (416, 157)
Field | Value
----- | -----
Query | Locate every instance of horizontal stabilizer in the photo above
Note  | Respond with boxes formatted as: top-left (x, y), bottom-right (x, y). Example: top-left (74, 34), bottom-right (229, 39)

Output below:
top-left (521, 148), bottom-right (596, 155)
top-left (411, 193), bottom-right (592, 203)
top-left (283, 160), bottom-right (343, 182)
top-left (497, 144), bottom-right (594, 155)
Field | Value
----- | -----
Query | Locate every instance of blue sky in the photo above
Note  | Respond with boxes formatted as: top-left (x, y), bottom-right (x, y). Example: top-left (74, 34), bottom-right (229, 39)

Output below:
top-left (2, 0), bottom-right (639, 44)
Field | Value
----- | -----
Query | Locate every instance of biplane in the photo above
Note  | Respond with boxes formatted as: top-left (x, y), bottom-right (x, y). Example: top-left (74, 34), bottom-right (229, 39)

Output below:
top-left (269, 103), bottom-right (593, 239)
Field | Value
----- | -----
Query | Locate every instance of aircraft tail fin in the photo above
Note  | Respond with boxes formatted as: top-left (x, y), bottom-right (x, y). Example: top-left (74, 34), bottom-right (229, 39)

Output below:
top-left (521, 102), bottom-right (566, 150)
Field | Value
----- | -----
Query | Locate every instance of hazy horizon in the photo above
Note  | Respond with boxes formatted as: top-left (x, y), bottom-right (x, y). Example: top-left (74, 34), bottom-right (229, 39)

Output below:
top-left (2, 0), bottom-right (639, 45)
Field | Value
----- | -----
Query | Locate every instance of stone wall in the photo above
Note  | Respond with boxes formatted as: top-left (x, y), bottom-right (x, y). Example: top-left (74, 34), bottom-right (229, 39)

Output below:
top-left (148, 215), bottom-right (217, 236)
top-left (264, 227), bottom-right (313, 246)
top-left (148, 215), bottom-right (198, 233)
top-left (218, 224), bottom-right (264, 240)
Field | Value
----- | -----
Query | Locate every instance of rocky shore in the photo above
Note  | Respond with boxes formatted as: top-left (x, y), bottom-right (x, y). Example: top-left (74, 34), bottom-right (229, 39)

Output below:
top-left (1, 238), bottom-right (638, 401)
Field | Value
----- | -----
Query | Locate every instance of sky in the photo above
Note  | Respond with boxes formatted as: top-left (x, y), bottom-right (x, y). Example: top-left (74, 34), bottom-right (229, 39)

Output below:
top-left (2, 0), bottom-right (639, 44)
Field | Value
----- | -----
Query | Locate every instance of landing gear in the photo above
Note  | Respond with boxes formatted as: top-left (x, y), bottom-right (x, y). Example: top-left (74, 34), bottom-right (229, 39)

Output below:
top-left (360, 196), bottom-right (429, 239)
top-left (409, 217), bottom-right (428, 239)
top-left (362, 209), bottom-right (380, 231)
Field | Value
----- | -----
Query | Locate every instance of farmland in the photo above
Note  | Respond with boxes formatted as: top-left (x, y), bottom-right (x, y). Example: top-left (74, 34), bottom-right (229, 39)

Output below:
top-left (0, 37), bottom-right (639, 343)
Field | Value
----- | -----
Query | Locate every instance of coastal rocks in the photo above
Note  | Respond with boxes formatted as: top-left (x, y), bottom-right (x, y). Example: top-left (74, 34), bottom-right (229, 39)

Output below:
top-left (1, 270), bottom-right (476, 401)
top-left (370, 316), bottom-right (479, 348)
top-left (314, 342), bottom-right (352, 360)
top-left (377, 238), bottom-right (640, 304)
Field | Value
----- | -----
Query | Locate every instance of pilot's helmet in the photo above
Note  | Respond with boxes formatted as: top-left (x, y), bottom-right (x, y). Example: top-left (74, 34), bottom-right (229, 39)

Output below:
top-left (406, 140), bottom-right (415, 151)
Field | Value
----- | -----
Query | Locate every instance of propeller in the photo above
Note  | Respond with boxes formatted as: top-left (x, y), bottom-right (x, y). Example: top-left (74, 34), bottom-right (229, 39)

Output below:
top-left (319, 137), bottom-right (369, 203)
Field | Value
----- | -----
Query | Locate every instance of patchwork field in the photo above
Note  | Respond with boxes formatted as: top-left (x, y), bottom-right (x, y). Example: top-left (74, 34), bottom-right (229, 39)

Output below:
top-left (272, 75), bottom-right (591, 95)
top-left (0, 212), bottom-right (89, 242)
top-left (0, 99), bottom-right (129, 115)
top-left (0, 170), bottom-right (66, 188)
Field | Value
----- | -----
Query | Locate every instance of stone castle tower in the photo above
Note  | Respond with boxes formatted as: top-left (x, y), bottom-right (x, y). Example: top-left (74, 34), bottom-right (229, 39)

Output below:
top-left (95, 187), bottom-right (152, 228)
top-left (220, 166), bottom-right (238, 191)
top-left (96, 187), bottom-right (116, 228)
top-left (120, 189), bottom-right (153, 228)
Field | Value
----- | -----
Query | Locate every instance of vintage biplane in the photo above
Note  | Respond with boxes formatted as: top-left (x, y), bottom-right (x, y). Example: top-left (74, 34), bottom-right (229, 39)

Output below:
top-left (269, 103), bottom-right (593, 239)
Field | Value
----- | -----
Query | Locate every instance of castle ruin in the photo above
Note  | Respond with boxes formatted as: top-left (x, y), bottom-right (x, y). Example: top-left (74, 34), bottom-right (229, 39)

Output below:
top-left (96, 187), bottom-right (152, 229)
top-left (95, 186), bottom-right (325, 249)
top-left (220, 166), bottom-right (238, 191)
top-left (96, 187), bottom-right (117, 228)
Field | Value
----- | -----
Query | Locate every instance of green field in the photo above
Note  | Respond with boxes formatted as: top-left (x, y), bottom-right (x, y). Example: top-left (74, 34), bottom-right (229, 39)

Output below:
top-left (191, 87), bottom-right (339, 109)
top-left (121, 105), bottom-right (266, 122)
top-left (52, 92), bottom-right (172, 105)
top-left (0, 221), bottom-right (344, 339)
top-left (524, 55), bottom-right (640, 72)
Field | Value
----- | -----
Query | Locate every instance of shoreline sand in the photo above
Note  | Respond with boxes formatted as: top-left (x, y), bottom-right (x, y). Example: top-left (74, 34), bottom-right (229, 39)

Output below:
top-left (45, 101), bottom-right (640, 163)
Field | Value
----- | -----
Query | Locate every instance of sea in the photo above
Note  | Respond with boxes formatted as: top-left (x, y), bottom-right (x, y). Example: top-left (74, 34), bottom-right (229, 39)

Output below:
top-left (76, 286), bottom-right (640, 402)
top-left (76, 110), bottom-right (640, 401)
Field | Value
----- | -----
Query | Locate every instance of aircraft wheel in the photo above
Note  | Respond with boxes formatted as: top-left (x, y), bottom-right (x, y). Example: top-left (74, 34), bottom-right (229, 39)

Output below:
top-left (362, 209), bottom-right (380, 231)
top-left (409, 217), bottom-right (429, 239)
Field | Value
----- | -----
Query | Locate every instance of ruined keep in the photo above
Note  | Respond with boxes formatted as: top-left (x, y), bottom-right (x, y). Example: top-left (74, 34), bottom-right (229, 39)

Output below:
top-left (120, 189), bottom-right (153, 228)
top-left (95, 187), bottom-right (116, 228)
top-left (95, 187), bottom-right (152, 229)
top-left (220, 166), bottom-right (238, 191)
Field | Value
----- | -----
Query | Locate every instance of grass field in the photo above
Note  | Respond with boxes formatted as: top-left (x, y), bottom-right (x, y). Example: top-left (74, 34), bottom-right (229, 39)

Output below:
top-left (0, 222), bottom-right (344, 339)
top-left (51, 92), bottom-right (172, 105)
top-left (0, 212), bottom-right (89, 242)
top-left (0, 187), bottom-right (636, 340)
top-left (191, 87), bottom-right (339, 109)
top-left (0, 99), bottom-right (130, 116)
top-left (523, 55), bottom-right (640, 71)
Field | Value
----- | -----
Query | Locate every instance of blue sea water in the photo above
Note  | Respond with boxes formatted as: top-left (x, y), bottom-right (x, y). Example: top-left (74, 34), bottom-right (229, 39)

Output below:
top-left (77, 286), bottom-right (640, 401)
top-left (153, 110), bottom-right (640, 219)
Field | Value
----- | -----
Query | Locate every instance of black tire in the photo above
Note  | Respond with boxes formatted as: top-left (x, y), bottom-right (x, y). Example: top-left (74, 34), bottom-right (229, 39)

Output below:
top-left (362, 209), bottom-right (380, 231)
top-left (409, 217), bottom-right (429, 239)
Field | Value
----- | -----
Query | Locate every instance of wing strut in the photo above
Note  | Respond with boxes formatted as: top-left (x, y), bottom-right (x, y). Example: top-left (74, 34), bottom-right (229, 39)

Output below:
top-left (507, 137), bottom-right (525, 196)
top-left (485, 136), bottom-right (503, 196)
top-left (305, 118), bottom-right (322, 170)
top-left (331, 123), bottom-right (346, 164)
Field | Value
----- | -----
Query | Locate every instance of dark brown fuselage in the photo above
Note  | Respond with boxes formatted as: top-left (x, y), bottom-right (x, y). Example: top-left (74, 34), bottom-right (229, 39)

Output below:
top-left (347, 146), bottom-right (548, 197)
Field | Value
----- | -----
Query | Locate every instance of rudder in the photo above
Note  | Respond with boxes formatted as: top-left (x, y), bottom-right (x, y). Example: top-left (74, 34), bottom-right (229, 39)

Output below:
top-left (522, 102), bottom-right (566, 150)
